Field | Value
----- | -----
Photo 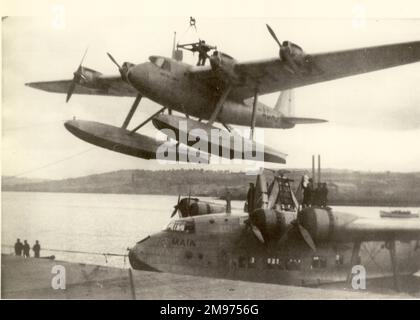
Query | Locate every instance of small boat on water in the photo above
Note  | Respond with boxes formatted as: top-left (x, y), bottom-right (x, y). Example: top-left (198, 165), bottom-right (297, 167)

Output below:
top-left (380, 210), bottom-right (419, 218)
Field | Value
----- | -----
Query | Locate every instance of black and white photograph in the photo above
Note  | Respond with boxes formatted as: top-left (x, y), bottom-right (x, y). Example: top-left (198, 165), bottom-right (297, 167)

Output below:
top-left (1, 0), bottom-right (420, 302)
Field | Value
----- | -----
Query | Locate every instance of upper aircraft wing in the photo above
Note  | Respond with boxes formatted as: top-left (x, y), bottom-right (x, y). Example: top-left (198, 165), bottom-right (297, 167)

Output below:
top-left (190, 41), bottom-right (420, 101)
top-left (26, 75), bottom-right (138, 97)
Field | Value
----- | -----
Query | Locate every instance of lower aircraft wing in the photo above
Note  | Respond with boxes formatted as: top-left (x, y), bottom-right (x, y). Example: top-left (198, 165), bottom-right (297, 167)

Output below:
top-left (341, 216), bottom-right (420, 241)
top-left (189, 41), bottom-right (420, 101)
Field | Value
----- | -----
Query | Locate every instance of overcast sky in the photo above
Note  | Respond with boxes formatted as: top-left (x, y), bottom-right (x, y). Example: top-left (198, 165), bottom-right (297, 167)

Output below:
top-left (2, 0), bottom-right (420, 179)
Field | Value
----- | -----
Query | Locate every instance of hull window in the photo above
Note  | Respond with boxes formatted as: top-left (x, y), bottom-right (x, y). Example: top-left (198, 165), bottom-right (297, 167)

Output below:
top-left (311, 256), bottom-right (327, 269)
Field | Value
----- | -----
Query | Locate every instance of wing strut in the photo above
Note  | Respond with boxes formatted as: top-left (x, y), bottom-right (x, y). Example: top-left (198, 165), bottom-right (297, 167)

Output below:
top-left (346, 241), bottom-right (361, 286)
top-left (208, 85), bottom-right (232, 125)
top-left (122, 94), bottom-right (142, 129)
top-left (250, 90), bottom-right (258, 140)
top-left (388, 240), bottom-right (401, 292)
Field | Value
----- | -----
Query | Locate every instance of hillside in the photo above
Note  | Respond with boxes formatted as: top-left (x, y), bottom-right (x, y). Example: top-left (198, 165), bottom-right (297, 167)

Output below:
top-left (2, 169), bottom-right (420, 206)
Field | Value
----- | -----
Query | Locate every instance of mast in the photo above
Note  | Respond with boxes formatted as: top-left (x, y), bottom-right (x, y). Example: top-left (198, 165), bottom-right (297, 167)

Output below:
top-left (318, 154), bottom-right (321, 185)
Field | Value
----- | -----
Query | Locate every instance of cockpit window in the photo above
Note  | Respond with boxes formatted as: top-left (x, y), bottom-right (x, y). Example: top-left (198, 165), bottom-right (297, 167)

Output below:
top-left (149, 56), bottom-right (171, 71)
top-left (166, 220), bottom-right (195, 233)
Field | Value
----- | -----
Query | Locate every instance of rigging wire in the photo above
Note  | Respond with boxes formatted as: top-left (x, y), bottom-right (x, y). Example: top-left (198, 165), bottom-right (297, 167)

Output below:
top-left (5, 147), bottom-right (95, 179)
top-left (2, 243), bottom-right (128, 266)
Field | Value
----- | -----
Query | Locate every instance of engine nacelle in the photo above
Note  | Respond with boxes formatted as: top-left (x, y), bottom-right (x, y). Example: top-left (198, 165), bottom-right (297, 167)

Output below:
top-left (78, 67), bottom-right (103, 88)
top-left (250, 208), bottom-right (296, 242)
top-left (279, 41), bottom-right (313, 74)
top-left (209, 51), bottom-right (238, 81)
top-left (297, 207), bottom-right (358, 243)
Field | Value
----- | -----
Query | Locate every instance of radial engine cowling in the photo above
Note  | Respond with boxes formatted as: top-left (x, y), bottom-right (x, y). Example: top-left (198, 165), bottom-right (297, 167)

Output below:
top-left (249, 208), bottom-right (296, 243)
top-left (78, 67), bottom-right (103, 88)
top-left (297, 207), bottom-right (358, 243)
top-left (279, 41), bottom-right (313, 74)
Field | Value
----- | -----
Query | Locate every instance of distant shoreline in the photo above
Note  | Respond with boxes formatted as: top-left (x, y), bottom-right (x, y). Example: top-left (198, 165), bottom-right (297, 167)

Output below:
top-left (2, 190), bottom-right (420, 208)
top-left (3, 168), bottom-right (420, 207)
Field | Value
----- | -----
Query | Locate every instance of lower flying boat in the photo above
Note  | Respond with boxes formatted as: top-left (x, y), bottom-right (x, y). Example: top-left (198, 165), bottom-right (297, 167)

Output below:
top-left (26, 23), bottom-right (420, 164)
top-left (128, 164), bottom-right (420, 292)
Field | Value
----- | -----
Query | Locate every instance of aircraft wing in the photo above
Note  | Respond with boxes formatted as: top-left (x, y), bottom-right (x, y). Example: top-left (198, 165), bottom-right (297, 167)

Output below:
top-left (190, 41), bottom-right (420, 101)
top-left (25, 75), bottom-right (138, 97)
top-left (339, 216), bottom-right (420, 242)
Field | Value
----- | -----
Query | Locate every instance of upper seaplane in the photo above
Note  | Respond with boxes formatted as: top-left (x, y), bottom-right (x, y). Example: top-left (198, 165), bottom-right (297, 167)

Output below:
top-left (26, 24), bottom-right (420, 164)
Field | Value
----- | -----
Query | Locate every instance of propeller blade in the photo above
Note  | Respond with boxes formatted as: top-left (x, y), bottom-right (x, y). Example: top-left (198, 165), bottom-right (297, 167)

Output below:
top-left (170, 206), bottom-right (178, 218)
top-left (297, 224), bottom-right (317, 252)
top-left (251, 224), bottom-right (265, 244)
top-left (170, 195), bottom-right (181, 218)
top-left (66, 76), bottom-right (77, 103)
top-left (187, 190), bottom-right (191, 216)
top-left (107, 52), bottom-right (122, 70)
top-left (66, 48), bottom-right (89, 103)
top-left (266, 24), bottom-right (282, 48)
top-left (78, 46), bottom-right (89, 68)
top-left (276, 224), bottom-right (294, 247)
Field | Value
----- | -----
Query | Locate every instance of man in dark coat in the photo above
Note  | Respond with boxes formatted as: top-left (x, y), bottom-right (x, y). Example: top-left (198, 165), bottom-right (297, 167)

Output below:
top-left (14, 239), bottom-right (23, 256)
top-left (23, 240), bottom-right (30, 258)
top-left (33, 240), bottom-right (41, 258)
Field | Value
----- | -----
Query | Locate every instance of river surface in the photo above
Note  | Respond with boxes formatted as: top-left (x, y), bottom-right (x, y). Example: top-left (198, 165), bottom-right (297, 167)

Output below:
top-left (2, 191), bottom-right (420, 270)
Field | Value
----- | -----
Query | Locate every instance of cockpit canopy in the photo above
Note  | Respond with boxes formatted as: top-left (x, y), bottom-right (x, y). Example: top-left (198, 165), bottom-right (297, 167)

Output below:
top-left (149, 56), bottom-right (171, 71)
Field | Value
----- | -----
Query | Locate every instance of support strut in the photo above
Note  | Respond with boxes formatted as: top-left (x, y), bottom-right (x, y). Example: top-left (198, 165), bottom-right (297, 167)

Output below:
top-left (122, 94), bottom-right (142, 129)
top-left (250, 90), bottom-right (258, 140)
top-left (388, 240), bottom-right (401, 292)
top-left (208, 85), bottom-right (232, 125)
top-left (129, 107), bottom-right (166, 134)
top-left (346, 241), bottom-right (361, 286)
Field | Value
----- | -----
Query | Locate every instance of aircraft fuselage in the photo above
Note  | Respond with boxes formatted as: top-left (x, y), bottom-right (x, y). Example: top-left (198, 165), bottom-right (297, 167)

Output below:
top-left (126, 57), bottom-right (295, 129)
top-left (128, 212), bottom-right (420, 287)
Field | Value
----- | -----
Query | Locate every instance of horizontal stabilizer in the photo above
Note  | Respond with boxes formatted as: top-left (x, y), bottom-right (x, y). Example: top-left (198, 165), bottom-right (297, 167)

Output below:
top-left (283, 117), bottom-right (327, 125)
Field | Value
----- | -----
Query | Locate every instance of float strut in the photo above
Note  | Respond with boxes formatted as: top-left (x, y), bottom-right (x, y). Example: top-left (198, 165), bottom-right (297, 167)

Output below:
top-left (250, 90), bottom-right (258, 140)
top-left (208, 85), bottom-right (232, 125)
top-left (129, 107), bottom-right (166, 134)
top-left (122, 94), bottom-right (142, 129)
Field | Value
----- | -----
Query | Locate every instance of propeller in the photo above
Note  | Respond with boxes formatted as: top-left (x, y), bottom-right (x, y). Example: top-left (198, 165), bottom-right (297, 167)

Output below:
top-left (277, 219), bottom-right (316, 252)
top-left (107, 52), bottom-right (128, 81)
top-left (170, 194), bottom-right (181, 218)
top-left (66, 47), bottom-right (89, 103)
top-left (250, 223), bottom-right (265, 244)
top-left (266, 24), bottom-right (301, 75)
top-left (266, 24), bottom-right (282, 48)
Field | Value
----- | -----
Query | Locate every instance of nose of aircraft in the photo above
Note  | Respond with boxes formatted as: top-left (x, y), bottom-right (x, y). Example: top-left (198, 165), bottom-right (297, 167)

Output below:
top-left (127, 63), bottom-right (149, 92)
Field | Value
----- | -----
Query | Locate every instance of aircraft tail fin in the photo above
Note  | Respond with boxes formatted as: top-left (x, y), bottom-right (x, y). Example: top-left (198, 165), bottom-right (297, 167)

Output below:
top-left (275, 90), bottom-right (327, 124)
top-left (274, 89), bottom-right (294, 115)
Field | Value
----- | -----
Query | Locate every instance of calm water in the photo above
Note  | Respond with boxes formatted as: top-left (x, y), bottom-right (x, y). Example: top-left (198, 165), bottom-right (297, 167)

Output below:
top-left (2, 191), bottom-right (419, 269)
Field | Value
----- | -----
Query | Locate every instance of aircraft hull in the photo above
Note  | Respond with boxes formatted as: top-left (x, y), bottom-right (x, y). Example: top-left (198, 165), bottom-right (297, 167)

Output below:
top-left (128, 213), bottom-right (420, 288)
top-left (64, 119), bottom-right (209, 162)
